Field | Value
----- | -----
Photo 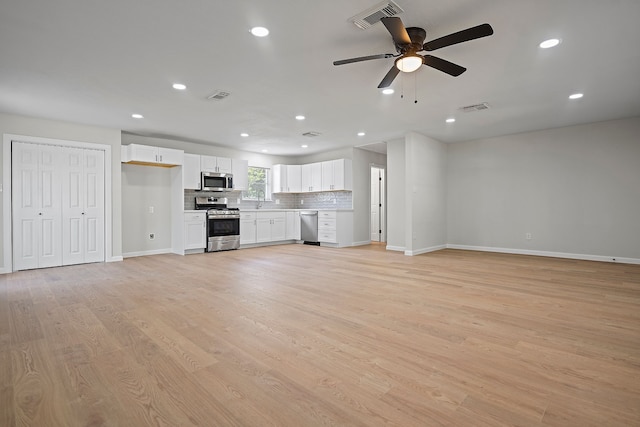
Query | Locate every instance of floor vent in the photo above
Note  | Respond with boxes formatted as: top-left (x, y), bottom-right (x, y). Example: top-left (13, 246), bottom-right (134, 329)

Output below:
top-left (349, 1), bottom-right (404, 30)
top-left (207, 90), bottom-right (231, 101)
top-left (302, 131), bottom-right (322, 137)
top-left (459, 102), bottom-right (490, 112)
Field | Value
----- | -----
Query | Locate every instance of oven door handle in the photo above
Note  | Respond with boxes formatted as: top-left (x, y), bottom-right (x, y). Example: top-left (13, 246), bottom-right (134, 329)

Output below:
top-left (208, 214), bottom-right (241, 220)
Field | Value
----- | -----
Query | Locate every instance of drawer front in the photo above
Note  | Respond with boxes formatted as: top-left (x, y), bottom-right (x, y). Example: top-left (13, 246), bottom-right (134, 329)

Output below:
top-left (256, 211), bottom-right (286, 220)
top-left (184, 212), bottom-right (206, 222)
top-left (240, 212), bottom-right (256, 220)
top-left (318, 230), bottom-right (337, 243)
top-left (318, 211), bottom-right (336, 219)
top-left (318, 218), bottom-right (336, 229)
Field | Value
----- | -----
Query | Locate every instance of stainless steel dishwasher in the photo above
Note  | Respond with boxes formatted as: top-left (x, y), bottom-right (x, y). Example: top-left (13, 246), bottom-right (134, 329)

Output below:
top-left (300, 211), bottom-right (319, 245)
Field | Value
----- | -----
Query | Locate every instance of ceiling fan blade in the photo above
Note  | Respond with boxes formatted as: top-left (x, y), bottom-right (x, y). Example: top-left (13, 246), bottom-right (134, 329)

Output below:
top-left (333, 53), bottom-right (394, 66)
top-left (422, 55), bottom-right (466, 76)
top-left (381, 17), bottom-right (411, 45)
top-left (423, 23), bottom-right (494, 51)
top-left (377, 66), bottom-right (400, 88)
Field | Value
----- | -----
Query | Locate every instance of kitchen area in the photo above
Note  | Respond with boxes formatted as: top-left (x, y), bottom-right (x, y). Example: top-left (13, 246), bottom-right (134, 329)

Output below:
top-left (121, 137), bottom-right (363, 258)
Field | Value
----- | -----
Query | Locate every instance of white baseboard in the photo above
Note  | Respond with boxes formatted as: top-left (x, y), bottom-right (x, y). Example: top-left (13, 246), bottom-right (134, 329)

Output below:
top-left (0, 267), bottom-right (10, 275)
top-left (405, 244), bottom-right (447, 256)
top-left (352, 240), bottom-right (371, 247)
top-left (122, 248), bottom-right (172, 259)
top-left (107, 256), bottom-right (123, 262)
top-left (386, 245), bottom-right (405, 252)
top-left (446, 244), bottom-right (640, 265)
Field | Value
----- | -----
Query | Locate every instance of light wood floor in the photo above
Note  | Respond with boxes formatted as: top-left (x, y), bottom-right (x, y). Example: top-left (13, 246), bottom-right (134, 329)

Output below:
top-left (1, 245), bottom-right (639, 426)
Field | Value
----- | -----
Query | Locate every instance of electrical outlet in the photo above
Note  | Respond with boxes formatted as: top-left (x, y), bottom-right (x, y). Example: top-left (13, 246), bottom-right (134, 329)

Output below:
top-left (526, 233), bottom-right (532, 240)
top-left (149, 233), bottom-right (155, 240)
top-left (275, 199), bottom-right (280, 205)
top-left (333, 199), bottom-right (337, 204)
top-left (236, 198), bottom-right (241, 204)
top-left (149, 206), bottom-right (154, 214)
top-left (300, 199), bottom-right (304, 205)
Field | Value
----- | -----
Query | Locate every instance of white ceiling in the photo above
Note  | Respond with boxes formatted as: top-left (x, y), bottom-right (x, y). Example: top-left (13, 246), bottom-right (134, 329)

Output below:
top-left (1, 0), bottom-right (640, 156)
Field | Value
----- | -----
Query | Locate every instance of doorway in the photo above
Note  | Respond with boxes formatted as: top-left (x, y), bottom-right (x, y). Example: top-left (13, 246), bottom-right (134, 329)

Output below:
top-left (370, 165), bottom-right (386, 242)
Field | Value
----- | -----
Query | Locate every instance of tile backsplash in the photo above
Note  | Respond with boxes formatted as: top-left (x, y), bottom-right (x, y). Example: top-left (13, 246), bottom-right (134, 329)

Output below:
top-left (184, 190), bottom-right (352, 210)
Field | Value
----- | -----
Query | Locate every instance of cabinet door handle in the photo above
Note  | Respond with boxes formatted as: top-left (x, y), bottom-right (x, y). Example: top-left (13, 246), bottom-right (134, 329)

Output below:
top-left (160, 155), bottom-right (163, 162)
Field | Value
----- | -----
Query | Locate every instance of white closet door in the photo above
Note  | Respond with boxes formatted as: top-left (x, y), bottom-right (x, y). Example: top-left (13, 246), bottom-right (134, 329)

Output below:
top-left (61, 147), bottom-right (105, 265)
top-left (62, 147), bottom-right (85, 265)
top-left (12, 142), bottom-right (40, 270)
top-left (12, 142), bottom-right (63, 270)
top-left (82, 149), bottom-right (105, 263)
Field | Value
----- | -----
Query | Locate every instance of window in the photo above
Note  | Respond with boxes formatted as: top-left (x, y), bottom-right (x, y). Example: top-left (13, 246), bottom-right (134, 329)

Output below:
top-left (243, 166), bottom-right (272, 200)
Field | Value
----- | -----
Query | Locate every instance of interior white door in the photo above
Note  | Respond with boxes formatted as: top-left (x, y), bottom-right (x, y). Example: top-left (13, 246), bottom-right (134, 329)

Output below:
top-left (83, 149), bottom-right (105, 263)
top-left (61, 148), bottom-right (105, 265)
top-left (371, 167), bottom-right (380, 242)
top-left (12, 142), bottom-right (63, 270)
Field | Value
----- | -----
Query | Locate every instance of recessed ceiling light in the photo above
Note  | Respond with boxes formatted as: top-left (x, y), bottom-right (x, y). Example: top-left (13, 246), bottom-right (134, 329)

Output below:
top-left (261, 149), bottom-right (268, 153)
top-left (240, 133), bottom-right (249, 137)
top-left (301, 144), bottom-right (308, 148)
top-left (446, 118), bottom-right (456, 123)
top-left (357, 132), bottom-right (365, 136)
top-left (539, 38), bottom-right (561, 49)
top-left (569, 93), bottom-right (584, 100)
top-left (295, 115), bottom-right (305, 120)
top-left (172, 83), bottom-right (186, 90)
top-left (382, 88), bottom-right (394, 95)
top-left (250, 27), bottom-right (269, 37)
top-left (131, 113), bottom-right (143, 119)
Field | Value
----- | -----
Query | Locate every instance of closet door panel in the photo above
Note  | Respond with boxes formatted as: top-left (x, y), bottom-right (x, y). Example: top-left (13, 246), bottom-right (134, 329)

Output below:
top-left (83, 149), bottom-right (105, 263)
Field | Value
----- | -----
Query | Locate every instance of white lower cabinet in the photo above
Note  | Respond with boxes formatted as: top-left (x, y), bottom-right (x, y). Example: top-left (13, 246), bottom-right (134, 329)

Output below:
top-left (285, 211), bottom-right (301, 240)
top-left (240, 212), bottom-right (257, 244)
top-left (184, 212), bottom-right (206, 250)
top-left (318, 210), bottom-right (353, 247)
top-left (257, 212), bottom-right (286, 243)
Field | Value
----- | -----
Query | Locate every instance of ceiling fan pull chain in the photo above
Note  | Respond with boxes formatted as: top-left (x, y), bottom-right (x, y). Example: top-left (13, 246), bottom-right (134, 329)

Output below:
top-left (414, 72), bottom-right (418, 104)
top-left (401, 74), bottom-right (404, 99)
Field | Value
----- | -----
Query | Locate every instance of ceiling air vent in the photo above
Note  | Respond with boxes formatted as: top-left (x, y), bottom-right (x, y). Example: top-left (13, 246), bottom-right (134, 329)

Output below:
top-left (302, 131), bottom-right (321, 137)
top-left (207, 90), bottom-right (231, 101)
top-left (349, 1), bottom-right (404, 30)
top-left (459, 102), bottom-right (490, 112)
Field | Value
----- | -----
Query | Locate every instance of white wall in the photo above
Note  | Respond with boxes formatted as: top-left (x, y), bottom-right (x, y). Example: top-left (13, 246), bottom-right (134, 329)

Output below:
top-left (121, 164), bottom-right (173, 256)
top-left (352, 148), bottom-right (387, 245)
top-left (447, 116), bottom-right (640, 262)
top-left (0, 113), bottom-right (122, 272)
top-left (404, 132), bottom-right (447, 255)
top-left (386, 138), bottom-right (406, 251)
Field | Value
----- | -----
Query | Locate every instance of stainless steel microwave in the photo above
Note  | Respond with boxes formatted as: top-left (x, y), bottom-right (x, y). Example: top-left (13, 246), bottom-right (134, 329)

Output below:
top-left (201, 172), bottom-right (233, 192)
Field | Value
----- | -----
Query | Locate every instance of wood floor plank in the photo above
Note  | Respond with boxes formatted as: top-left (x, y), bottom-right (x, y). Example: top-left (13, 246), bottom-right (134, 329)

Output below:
top-left (0, 245), bottom-right (639, 425)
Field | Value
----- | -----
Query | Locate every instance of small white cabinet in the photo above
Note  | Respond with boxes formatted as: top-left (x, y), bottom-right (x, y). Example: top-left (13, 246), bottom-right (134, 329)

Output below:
top-left (184, 212), bottom-right (206, 251)
top-left (122, 144), bottom-right (183, 166)
top-left (273, 164), bottom-right (302, 193)
top-left (240, 212), bottom-right (257, 245)
top-left (318, 210), bottom-right (353, 247)
top-left (183, 153), bottom-right (201, 190)
top-left (232, 159), bottom-right (249, 191)
top-left (286, 211), bottom-right (301, 240)
top-left (321, 159), bottom-right (352, 191)
top-left (256, 212), bottom-right (286, 243)
top-left (301, 162), bottom-right (322, 192)
top-left (201, 155), bottom-right (232, 173)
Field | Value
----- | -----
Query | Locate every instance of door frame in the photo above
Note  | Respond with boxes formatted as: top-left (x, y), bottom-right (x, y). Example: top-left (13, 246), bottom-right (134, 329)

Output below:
top-left (2, 133), bottom-right (113, 273)
top-left (370, 163), bottom-right (386, 243)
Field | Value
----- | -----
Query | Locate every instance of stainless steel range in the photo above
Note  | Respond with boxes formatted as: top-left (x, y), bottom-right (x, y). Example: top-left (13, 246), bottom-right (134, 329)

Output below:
top-left (195, 197), bottom-right (240, 252)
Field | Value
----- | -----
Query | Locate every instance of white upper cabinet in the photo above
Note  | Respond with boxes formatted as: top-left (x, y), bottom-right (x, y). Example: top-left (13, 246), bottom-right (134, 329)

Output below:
top-left (232, 159), bottom-right (249, 191)
top-left (301, 162), bottom-right (322, 192)
top-left (183, 153), bottom-right (201, 190)
top-left (321, 159), bottom-right (352, 191)
top-left (122, 144), bottom-right (183, 166)
top-left (272, 164), bottom-right (287, 193)
top-left (201, 155), bottom-right (232, 173)
top-left (287, 164), bottom-right (302, 193)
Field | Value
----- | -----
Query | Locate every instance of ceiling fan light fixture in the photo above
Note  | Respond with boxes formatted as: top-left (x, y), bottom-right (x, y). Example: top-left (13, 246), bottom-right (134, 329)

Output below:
top-left (382, 88), bottom-right (394, 95)
top-left (395, 55), bottom-right (423, 73)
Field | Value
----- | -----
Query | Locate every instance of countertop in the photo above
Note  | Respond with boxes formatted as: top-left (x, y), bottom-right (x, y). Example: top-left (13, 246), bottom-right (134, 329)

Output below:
top-left (184, 208), bottom-right (353, 213)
